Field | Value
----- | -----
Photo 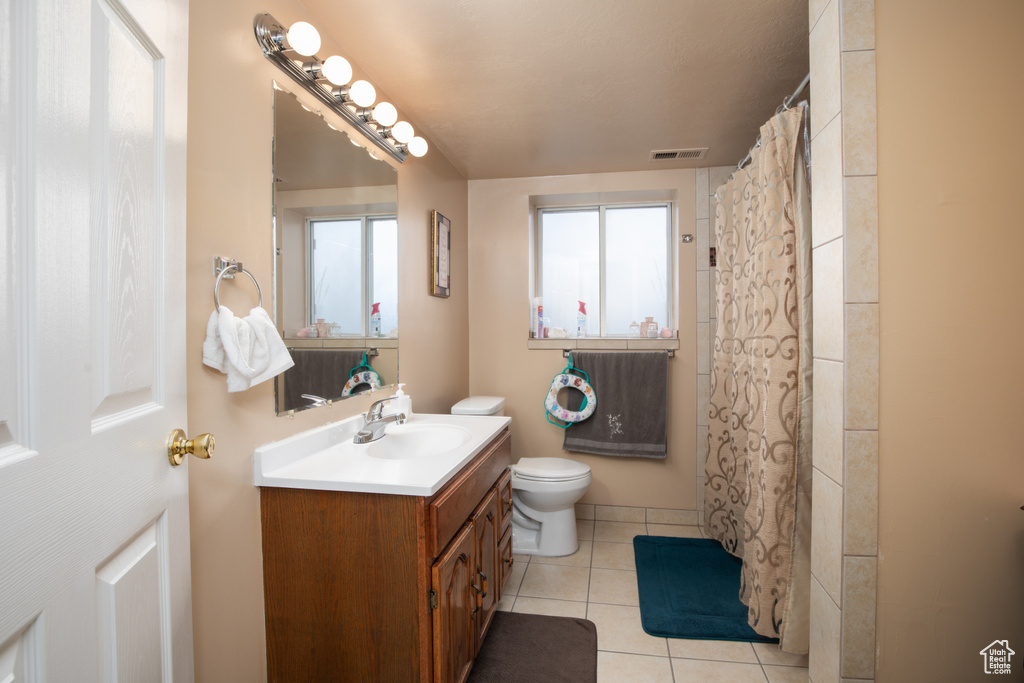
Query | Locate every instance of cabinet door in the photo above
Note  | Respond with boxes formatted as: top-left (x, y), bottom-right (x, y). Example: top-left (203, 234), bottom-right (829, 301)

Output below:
top-left (472, 488), bottom-right (501, 647)
top-left (432, 524), bottom-right (477, 683)
top-left (497, 469), bottom-right (513, 529)
top-left (498, 525), bottom-right (514, 598)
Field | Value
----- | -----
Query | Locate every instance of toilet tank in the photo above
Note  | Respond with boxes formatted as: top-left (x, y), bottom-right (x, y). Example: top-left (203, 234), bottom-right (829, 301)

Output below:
top-left (451, 396), bottom-right (506, 416)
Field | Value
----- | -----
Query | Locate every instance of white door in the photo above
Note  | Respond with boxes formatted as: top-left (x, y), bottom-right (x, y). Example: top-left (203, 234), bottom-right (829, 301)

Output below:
top-left (0, 0), bottom-right (192, 680)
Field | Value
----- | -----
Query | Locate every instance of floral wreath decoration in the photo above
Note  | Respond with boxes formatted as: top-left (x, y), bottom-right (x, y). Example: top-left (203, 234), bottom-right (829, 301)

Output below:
top-left (545, 352), bottom-right (597, 428)
top-left (341, 351), bottom-right (382, 396)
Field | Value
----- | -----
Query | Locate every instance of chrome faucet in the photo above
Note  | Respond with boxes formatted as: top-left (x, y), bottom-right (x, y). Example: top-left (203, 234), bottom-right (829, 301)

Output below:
top-left (353, 396), bottom-right (406, 443)
top-left (301, 394), bottom-right (330, 407)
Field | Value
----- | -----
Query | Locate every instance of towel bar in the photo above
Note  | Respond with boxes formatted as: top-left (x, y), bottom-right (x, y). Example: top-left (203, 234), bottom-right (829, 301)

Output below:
top-left (562, 349), bottom-right (675, 358)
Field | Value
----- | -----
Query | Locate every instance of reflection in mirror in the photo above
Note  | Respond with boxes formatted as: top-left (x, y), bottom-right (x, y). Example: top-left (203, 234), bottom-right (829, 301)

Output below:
top-left (272, 88), bottom-right (399, 415)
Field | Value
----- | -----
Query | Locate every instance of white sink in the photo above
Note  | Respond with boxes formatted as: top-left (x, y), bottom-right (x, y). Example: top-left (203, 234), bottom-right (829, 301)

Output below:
top-left (254, 413), bottom-right (511, 496)
top-left (365, 423), bottom-right (473, 460)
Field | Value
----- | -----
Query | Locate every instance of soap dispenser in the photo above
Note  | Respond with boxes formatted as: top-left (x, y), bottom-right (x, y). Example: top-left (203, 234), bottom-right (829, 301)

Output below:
top-left (391, 383), bottom-right (412, 418)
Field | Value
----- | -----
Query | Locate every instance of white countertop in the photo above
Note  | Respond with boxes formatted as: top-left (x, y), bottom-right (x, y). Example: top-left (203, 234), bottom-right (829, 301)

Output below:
top-left (254, 413), bottom-right (511, 496)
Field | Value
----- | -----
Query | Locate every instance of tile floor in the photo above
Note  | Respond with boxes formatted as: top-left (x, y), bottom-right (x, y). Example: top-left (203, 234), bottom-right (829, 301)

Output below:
top-left (496, 518), bottom-right (810, 683)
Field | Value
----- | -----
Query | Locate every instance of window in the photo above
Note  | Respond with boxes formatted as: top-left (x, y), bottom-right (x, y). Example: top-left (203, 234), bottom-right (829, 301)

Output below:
top-left (308, 215), bottom-right (397, 336)
top-left (536, 203), bottom-right (671, 337)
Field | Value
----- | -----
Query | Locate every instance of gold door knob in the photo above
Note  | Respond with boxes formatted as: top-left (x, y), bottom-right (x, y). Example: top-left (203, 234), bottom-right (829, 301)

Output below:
top-left (167, 429), bottom-right (215, 467)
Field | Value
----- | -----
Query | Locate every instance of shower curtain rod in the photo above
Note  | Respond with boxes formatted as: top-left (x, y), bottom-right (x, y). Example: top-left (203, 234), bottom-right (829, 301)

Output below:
top-left (736, 73), bottom-right (810, 171)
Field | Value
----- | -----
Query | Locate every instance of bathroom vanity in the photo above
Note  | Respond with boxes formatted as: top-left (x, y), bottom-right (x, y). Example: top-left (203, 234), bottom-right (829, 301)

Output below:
top-left (257, 417), bottom-right (512, 683)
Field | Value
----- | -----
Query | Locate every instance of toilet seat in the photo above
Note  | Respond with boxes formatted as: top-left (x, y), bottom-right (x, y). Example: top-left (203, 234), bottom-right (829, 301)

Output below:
top-left (513, 457), bottom-right (591, 483)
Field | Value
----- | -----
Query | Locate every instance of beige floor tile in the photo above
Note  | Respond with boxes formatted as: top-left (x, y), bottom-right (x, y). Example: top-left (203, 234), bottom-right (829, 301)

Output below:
top-left (586, 603), bottom-right (668, 657)
top-left (753, 642), bottom-right (810, 667)
top-left (495, 594), bottom-right (515, 612)
top-left (671, 657), bottom-right (769, 682)
top-left (764, 664), bottom-right (810, 683)
top-left (593, 520), bottom-right (646, 543)
top-left (577, 518), bottom-right (595, 541)
top-left (667, 638), bottom-right (759, 663)
top-left (588, 568), bottom-right (639, 606)
top-left (531, 540), bottom-right (593, 567)
top-left (597, 652), bottom-right (673, 683)
top-left (592, 541), bottom-right (636, 571)
top-left (646, 523), bottom-right (703, 539)
top-left (511, 596), bottom-right (588, 619)
top-left (517, 563), bottom-right (591, 602)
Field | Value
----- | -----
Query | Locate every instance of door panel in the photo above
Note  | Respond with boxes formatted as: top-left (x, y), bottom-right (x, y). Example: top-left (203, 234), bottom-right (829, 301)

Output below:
top-left (0, 0), bottom-right (191, 679)
top-left (432, 524), bottom-right (476, 683)
top-left (90, 0), bottom-right (162, 426)
top-left (472, 489), bottom-right (500, 648)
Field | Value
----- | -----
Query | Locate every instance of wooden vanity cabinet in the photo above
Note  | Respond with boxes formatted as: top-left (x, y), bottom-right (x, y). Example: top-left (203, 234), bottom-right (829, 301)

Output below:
top-left (261, 428), bottom-right (511, 683)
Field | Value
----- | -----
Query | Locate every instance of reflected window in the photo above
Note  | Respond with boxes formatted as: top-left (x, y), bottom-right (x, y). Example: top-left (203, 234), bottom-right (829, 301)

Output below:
top-left (309, 215), bottom-right (397, 336)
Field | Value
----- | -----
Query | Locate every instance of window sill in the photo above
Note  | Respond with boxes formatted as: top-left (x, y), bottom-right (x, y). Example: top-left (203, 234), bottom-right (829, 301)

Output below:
top-left (527, 337), bottom-right (679, 351)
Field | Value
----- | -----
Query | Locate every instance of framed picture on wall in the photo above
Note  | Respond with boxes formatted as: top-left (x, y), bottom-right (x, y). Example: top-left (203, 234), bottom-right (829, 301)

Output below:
top-left (430, 210), bottom-right (451, 298)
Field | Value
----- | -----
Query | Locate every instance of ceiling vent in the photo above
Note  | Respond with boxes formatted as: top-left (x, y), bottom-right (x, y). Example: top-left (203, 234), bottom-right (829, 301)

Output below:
top-left (649, 148), bottom-right (708, 161)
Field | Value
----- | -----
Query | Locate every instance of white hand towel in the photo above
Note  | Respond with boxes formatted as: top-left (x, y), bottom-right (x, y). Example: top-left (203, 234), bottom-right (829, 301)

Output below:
top-left (246, 307), bottom-right (295, 387)
top-left (205, 306), bottom-right (294, 392)
top-left (202, 310), bottom-right (226, 372)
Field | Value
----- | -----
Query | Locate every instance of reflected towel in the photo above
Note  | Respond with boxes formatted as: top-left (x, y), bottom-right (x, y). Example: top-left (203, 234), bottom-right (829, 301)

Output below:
top-left (279, 349), bottom-right (366, 411)
top-left (563, 351), bottom-right (668, 459)
top-left (203, 306), bottom-right (294, 392)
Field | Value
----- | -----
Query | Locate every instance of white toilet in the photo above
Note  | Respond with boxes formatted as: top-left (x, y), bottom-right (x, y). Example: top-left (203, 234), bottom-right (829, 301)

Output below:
top-left (509, 457), bottom-right (592, 557)
top-left (452, 396), bottom-right (592, 557)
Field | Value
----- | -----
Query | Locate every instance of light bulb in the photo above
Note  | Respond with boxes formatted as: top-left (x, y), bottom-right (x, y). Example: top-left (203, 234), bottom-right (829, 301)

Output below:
top-left (372, 102), bottom-right (398, 127)
top-left (321, 56), bottom-right (352, 86)
top-left (408, 136), bottom-right (428, 157)
top-left (286, 21), bottom-right (321, 57)
top-left (391, 121), bottom-right (414, 144)
top-left (349, 80), bottom-right (376, 107)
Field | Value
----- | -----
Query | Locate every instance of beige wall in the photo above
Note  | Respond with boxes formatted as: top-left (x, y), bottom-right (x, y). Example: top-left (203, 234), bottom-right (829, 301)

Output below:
top-left (875, 1), bottom-right (1024, 680)
top-left (185, 1), bottom-right (468, 680)
top-left (467, 171), bottom-right (697, 510)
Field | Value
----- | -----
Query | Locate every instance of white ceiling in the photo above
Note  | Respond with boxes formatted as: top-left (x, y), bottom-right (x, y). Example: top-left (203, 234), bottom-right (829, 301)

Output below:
top-left (301, 0), bottom-right (809, 180)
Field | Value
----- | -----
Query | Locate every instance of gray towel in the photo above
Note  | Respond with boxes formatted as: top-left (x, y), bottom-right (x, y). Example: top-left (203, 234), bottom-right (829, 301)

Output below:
top-left (279, 349), bottom-right (368, 411)
top-left (563, 351), bottom-right (668, 459)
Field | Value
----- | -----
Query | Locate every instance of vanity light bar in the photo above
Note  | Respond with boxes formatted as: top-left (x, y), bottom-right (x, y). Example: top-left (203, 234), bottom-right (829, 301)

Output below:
top-left (253, 13), bottom-right (426, 163)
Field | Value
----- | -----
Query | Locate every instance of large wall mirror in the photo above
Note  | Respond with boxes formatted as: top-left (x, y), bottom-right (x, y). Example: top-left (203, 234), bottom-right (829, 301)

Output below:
top-left (272, 88), bottom-right (399, 415)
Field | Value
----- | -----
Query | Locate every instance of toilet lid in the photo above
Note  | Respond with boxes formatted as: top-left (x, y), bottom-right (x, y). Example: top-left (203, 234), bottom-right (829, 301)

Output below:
top-left (513, 457), bottom-right (591, 482)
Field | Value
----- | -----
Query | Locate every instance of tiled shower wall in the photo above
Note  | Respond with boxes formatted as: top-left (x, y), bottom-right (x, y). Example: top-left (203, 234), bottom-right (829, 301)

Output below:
top-left (694, 165), bottom-right (731, 525)
top-left (696, 2), bottom-right (879, 680)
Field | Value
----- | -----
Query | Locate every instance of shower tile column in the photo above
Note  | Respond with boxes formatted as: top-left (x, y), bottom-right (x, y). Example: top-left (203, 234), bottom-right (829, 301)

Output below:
top-left (695, 166), bottom-right (733, 527)
top-left (808, 0), bottom-right (879, 682)
top-left (695, 166), bottom-right (710, 525)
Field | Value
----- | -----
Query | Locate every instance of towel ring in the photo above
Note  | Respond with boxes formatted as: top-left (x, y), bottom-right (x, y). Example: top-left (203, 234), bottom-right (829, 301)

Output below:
top-left (214, 265), bottom-right (263, 312)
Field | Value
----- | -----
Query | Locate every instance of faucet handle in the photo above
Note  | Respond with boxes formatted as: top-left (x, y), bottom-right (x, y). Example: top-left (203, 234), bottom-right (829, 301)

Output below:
top-left (366, 395), bottom-right (398, 421)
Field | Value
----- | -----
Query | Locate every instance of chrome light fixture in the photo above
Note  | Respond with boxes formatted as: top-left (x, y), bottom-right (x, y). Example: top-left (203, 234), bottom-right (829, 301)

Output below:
top-left (253, 13), bottom-right (428, 163)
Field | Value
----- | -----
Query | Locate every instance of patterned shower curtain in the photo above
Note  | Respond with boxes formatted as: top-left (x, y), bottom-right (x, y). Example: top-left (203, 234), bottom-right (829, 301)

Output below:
top-left (703, 104), bottom-right (813, 653)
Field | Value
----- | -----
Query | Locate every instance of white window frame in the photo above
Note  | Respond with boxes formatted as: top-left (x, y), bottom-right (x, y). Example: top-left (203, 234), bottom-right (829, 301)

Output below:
top-left (535, 202), bottom-right (674, 337)
top-left (306, 213), bottom-right (396, 336)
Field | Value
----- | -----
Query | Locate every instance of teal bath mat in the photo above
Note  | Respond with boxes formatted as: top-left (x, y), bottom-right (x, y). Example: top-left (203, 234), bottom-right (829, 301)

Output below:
top-left (633, 536), bottom-right (779, 642)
